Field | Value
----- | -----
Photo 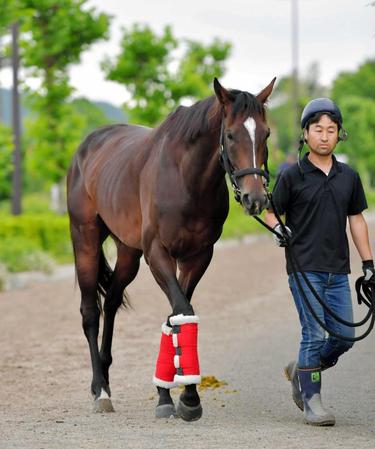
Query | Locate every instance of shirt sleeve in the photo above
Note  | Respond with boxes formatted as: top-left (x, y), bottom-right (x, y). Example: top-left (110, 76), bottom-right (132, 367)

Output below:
top-left (348, 172), bottom-right (368, 215)
top-left (271, 171), bottom-right (290, 215)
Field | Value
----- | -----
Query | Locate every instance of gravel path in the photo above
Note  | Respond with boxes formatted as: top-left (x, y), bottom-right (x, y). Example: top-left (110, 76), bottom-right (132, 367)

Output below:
top-left (1, 220), bottom-right (374, 449)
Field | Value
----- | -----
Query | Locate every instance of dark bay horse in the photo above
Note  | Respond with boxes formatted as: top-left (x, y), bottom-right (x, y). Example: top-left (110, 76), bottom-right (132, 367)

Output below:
top-left (67, 77), bottom-right (275, 420)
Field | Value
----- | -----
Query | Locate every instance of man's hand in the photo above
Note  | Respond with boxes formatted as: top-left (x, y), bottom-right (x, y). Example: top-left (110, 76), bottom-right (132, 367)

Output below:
top-left (273, 224), bottom-right (292, 247)
top-left (362, 260), bottom-right (375, 285)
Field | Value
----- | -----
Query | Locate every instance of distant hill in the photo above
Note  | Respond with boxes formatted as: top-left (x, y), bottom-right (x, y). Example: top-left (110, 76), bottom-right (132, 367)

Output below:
top-left (94, 100), bottom-right (127, 123)
top-left (0, 87), bottom-right (127, 127)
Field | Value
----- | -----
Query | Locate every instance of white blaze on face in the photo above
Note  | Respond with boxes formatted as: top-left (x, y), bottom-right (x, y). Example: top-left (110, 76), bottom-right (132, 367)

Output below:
top-left (244, 117), bottom-right (257, 179)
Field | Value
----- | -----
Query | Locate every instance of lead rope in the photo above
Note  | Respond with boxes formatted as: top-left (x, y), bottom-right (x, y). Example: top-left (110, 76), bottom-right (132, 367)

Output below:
top-left (253, 192), bottom-right (375, 342)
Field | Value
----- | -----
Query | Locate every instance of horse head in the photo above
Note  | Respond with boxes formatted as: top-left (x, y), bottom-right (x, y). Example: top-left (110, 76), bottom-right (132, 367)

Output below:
top-left (214, 77), bottom-right (276, 216)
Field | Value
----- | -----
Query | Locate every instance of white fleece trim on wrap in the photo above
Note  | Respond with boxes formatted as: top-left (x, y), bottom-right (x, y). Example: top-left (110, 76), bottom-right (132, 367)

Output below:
top-left (152, 375), bottom-right (178, 389)
top-left (169, 314), bottom-right (200, 325)
top-left (174, 355), bottom-right (180, 369)
top-left (174, 374), bottom-right (201, 385)
top-left (172, 334), bottom-right (178, 348)
top-left (161, 322), bottom-right (172, 336)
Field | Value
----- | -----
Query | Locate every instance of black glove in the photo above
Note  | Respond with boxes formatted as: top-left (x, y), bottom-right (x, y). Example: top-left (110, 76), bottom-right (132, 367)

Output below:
top-left (362, 260), bottom-right (375, 285)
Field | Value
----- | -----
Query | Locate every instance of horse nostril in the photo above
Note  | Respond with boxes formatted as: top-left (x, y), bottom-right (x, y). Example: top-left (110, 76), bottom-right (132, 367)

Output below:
top-left (242, 193), bottom-right (251, 208)
top-left (242, 194), bottom-right (266, 216)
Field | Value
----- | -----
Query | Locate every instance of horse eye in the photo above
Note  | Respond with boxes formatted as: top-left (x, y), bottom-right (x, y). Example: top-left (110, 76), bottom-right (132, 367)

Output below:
top-left (226, 132), bottom-right (234, 141)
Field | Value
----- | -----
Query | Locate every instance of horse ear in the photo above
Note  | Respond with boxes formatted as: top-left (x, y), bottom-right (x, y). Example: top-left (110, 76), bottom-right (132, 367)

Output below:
top-left (256, 77), bottom-right (277, 103)
top-left (213, 78), bottom-right (234, 106)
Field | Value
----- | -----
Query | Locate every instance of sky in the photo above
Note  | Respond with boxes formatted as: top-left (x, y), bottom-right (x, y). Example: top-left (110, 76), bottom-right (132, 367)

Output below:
top-left (2, 0), bottom-right (375, 106)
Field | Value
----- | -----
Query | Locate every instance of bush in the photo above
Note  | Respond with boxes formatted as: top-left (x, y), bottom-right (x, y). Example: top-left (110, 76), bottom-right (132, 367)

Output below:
top-left (0, 237), bottom-right (56, 273)
top-left (0, 263), bottom-right (8, 291)
top-left (0, 214), bottom-right (72, 271)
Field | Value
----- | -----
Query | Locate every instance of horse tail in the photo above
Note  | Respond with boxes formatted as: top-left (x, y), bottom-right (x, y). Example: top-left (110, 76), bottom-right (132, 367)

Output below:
top-left (97, 248), bottom-right (130, 311)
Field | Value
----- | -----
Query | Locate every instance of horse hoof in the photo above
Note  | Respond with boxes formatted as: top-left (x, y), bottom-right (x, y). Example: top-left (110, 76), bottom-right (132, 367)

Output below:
top-left (177, 400), bottom-right (202, 421)
top-left (93, 398), bottom-right (115, 413)
top-left (155, 403), bottom-right (177, 419)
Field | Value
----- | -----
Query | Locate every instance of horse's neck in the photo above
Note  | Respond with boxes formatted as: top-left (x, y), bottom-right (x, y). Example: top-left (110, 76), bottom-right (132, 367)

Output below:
top-left (180, 129), bottom-right (225, 196)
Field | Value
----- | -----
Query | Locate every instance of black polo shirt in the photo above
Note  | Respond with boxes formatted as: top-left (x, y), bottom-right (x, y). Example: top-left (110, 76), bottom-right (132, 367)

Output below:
top-left (272, 153), bottom-right (367, 274)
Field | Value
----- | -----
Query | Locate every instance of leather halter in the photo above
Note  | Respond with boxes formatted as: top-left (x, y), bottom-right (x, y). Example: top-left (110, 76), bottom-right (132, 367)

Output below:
top-left (218, 118), bottom-right (270, 203)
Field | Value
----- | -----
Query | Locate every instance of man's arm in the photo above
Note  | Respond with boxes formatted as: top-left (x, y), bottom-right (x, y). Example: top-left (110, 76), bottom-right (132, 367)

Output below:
top-left (265, 210), bottom-right (279, 229)
top-left (348, 213), bottom-right (373, 261)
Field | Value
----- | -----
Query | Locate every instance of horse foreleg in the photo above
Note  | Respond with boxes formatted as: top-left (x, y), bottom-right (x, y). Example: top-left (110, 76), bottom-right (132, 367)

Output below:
top-left (146, 240), bottom-right (195, 418)
top-left (100, 244), bottom-right (142, 392)
top-left (174, 247), bottom-right (214, 421)
top-left (147, 242), bottom-right (212, 420)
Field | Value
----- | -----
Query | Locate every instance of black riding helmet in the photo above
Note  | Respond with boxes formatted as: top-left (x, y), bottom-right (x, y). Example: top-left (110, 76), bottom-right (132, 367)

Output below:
top-left (301, 98), bottom-right (343, 130)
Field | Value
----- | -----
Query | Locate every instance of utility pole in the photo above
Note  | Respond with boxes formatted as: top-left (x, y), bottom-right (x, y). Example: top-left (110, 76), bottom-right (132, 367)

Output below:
top-left (11, 22), bottom-right (22, 215)
top-left (291, 0), bottom-right (299, 142)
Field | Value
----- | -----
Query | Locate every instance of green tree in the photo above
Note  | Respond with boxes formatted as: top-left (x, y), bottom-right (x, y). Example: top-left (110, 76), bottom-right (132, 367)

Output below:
top-left (336, 96), bottom-right (375, 187)
top-left (0, 123), bottom-right (13, 199)
top-left (18, 0), bottom-right (110, 210)
top-left (269, 62), bottom-right (328, 158)
top-left (102, 24), bottom-right (231, 126)
top-left (0, 0), bottom-right (22, 31)
top-left (331, 60), bottom-right (375, 187)
top-left (331, 59), bottom-right (375, 102)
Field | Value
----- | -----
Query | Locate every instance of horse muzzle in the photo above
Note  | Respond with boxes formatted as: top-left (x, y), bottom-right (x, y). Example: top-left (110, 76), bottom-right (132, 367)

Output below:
top-left (241, 192), bottom-right (269, 216)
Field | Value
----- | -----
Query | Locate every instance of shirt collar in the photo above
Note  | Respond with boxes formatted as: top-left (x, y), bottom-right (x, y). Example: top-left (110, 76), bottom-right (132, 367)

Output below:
top-left (301, 152), bottom-right (341, 175)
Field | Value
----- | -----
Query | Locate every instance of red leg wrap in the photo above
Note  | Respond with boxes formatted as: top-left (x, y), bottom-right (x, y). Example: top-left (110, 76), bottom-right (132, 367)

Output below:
top-left (170, 314), bottom-right (201, 385)
top-left (153, 323), bottom-right (178, 388)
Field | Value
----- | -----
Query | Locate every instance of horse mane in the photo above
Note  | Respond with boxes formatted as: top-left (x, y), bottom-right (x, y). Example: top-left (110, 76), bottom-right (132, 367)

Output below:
top-left (154, 89), bottom-right (265, 145)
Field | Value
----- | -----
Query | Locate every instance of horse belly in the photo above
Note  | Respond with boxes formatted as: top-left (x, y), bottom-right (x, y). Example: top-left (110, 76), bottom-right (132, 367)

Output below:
top-left (97, 201), bottom-right (143, 249)
top-left (163, 216), bottom-right (224, 259)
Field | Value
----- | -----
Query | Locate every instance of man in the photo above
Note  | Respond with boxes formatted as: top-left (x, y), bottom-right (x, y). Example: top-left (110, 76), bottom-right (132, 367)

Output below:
top-left (265, 98), bottom-right (374, 426)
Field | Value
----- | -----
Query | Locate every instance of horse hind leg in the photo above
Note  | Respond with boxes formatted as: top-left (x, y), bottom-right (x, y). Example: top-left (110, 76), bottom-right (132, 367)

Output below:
top-left (99, 241), bottom-right (142, 403)
top-left (70, 216), bottom-right (114, 412)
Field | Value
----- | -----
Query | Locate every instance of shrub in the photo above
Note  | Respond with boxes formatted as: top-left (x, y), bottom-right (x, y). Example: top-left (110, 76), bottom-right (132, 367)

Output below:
top-left (0, 214), bottom-right (72, 272)
top-left (0, 214), bottom-right (72, 262)
top-left (0, 263), bottom-right (8, 291)
top-left (0, 237), bottom-right (56, 273)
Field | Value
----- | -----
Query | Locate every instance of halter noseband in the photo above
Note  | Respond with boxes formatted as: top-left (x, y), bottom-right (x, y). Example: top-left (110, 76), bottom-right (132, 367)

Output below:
top-left (218, 118), bottom-right (270, 203)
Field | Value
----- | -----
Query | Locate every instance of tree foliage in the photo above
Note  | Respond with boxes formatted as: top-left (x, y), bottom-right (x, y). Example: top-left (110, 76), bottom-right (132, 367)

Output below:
top-left (0, 124), bottom-right (13, 199)
top-left (102, 24), bottom-right (231, 126)
top-left (0, 0), bottom-right (22, 33)
top-left (331, 60), bottom-right (375, 187)
top-left (20, 0), bottom-right (110, 187)
top-left (331, 59), bottom-right (375, 102)
top-left (268, 62), bottom-right (328, 156)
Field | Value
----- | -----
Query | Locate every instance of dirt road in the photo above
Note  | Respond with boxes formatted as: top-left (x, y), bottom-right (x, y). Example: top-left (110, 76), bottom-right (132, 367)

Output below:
top-left (1, 221), bottom-right (375, 449)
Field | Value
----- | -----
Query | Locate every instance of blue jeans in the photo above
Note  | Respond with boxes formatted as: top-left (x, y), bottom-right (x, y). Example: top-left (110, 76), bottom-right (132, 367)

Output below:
top-left (288, 272), bottom-right (354, 369)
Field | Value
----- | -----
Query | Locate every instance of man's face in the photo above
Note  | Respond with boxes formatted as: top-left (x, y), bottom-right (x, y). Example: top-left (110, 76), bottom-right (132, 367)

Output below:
top-left (304, 114), bottom-right (339, 157)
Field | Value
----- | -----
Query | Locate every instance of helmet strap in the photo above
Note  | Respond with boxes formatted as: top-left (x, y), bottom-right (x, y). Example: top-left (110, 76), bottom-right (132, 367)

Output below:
top-left (297, 135), bottom-right (305, 179)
